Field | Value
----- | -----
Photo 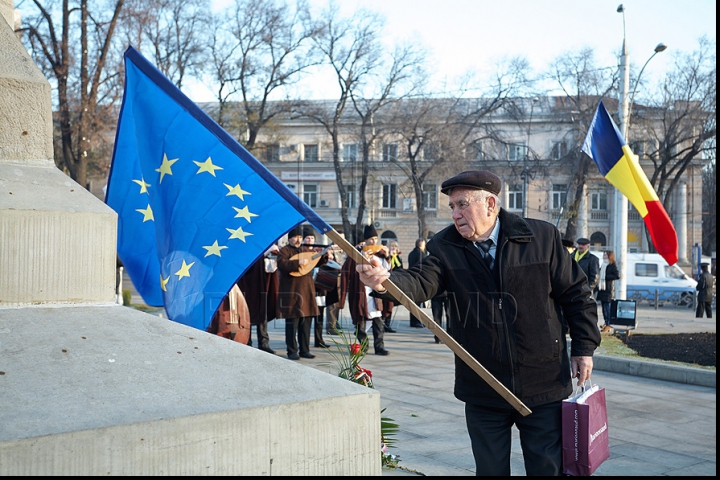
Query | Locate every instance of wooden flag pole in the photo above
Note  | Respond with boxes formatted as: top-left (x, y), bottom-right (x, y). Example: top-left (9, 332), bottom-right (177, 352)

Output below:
top-left (325, 229), bottom-right (532, 417)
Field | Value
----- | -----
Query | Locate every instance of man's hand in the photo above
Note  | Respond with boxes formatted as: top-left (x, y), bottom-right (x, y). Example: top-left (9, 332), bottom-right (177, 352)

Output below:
top-left (571, 356), bottom-right (594, 386)
top-left (356, 256), bottom-right (390, 291)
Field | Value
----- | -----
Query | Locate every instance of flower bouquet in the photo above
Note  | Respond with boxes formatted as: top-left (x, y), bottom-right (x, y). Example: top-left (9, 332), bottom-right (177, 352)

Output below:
top-left (323, 325), bottom-right (399, 469)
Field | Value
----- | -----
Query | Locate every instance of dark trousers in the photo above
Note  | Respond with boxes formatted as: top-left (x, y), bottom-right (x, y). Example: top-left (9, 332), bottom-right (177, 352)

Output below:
top-left (410, 302), bottom-right (424, 327)
top-left (696, 301), bottom-right (713, 318)
top-left (314, 306), bottom-right (325, 346)
top-left (355, 316), bottom-right (385, 351)
top-left (285, 317), bottom-right (311, 355)
top-left (431, 295), bottom-right (451, 341)
top-left (601, 301), bottom-right (612, 324)
top-left (247, 320), bottom-right (270, 349)
top-left (465, 401), bottom-right (563, 476)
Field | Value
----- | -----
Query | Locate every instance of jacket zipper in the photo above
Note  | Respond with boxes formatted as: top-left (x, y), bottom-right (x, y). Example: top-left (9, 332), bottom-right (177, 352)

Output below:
top-left (497, 238), bottom-right (516, 394)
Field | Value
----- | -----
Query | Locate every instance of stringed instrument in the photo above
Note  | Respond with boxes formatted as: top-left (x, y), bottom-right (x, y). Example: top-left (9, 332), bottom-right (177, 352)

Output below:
top-left (290, 245), bottom-right (340, 277)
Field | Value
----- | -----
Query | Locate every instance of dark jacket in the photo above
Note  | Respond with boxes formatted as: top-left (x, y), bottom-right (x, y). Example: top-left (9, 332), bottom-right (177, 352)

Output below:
top-left (408, 247), bottom-right (425, 267)
top-left (576, 251), bottom-right (600, 296)
top-left (696, 271), bottom-right (715, 303)
top-left (381, 209), bottom-right (600, 408)
top-left (276, 244), bottom-right (326, 319)
top-left (340, 249), bottom-right (387, 325)
top-left (237, 256), bottom-right (279, 325)
top-left (596, 263), bottom-right (620, 303)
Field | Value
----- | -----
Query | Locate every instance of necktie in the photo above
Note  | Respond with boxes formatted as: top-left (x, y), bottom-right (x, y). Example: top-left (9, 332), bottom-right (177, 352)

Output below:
top-left (477, 239), bottom-right (494, 270)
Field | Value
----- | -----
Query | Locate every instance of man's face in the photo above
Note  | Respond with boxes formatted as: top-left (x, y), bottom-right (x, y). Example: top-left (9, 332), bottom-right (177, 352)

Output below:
top-left (577, 243), bottom-right (590, 253)
top-left (302, 235), bottom-right (315, 246)
top-left (365, 236), bottom-right (379, 246)
top-left (448, 188), bottom-right (496, 242)
top-left (288, 235), bottom-right (303, 247)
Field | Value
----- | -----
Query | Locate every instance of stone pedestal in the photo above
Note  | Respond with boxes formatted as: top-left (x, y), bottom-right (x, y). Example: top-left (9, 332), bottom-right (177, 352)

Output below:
top-left (0, 3), bottom-right (380, 475)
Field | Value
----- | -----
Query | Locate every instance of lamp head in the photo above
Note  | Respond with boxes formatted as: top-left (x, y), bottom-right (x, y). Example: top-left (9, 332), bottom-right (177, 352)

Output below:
top-left (654, 43), bottom-right (668, 53)
top-left (617, 4), bottom-right (624, 13)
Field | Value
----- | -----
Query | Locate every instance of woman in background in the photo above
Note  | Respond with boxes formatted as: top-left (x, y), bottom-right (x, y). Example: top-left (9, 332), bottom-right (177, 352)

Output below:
top-left (596, 250), bottom-right (620, 332)
top-left (382, 240), bottom-right (403, 333)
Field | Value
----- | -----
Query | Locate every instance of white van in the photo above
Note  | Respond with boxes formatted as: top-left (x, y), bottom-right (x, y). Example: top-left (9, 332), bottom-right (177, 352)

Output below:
top-left (597, 253), bottom-right (697, 307)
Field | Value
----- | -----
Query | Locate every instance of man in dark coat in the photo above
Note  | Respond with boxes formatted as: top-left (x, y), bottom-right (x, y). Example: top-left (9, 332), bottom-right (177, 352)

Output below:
top-left (356, 170), bottom-right (600, 476)
top-left (340, 225), bottom-right (390, 355)
top-left (276, 225), bottom-right (328, 360)
top-left (407, 238), bottom-right (427, 328)
top-left (237, 244), bottom-right (279, 354)
top-left (575, 237), bottom-right (600, 299)
top-left (695, 262), bottom-right (714, 318)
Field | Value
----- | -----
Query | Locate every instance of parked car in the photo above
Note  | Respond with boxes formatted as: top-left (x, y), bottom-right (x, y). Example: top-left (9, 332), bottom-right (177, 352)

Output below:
top-left (621, 253), bottom-right (697, 307)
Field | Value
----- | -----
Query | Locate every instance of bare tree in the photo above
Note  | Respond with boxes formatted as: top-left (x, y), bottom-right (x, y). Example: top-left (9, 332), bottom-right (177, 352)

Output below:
top-left (123, 0), bottom-right (210, 89)
top-left (22, 0), bottom-right (126, 188)
top-left (632, 38), bottom-right (716, 248)
top-left (302, 4), bottom-right (384, 243)
top-left (545, 48), bottom-right (618, 239)
top-left (212, 0), bottom-right (321, 151)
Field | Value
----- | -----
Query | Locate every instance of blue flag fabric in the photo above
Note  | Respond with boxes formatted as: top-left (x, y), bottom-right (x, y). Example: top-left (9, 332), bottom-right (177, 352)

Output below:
top-left (106, 46), bottom-right (331, 330)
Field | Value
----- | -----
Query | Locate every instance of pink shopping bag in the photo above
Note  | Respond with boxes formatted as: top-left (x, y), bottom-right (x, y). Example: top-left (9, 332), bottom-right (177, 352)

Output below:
top-left (562, 384), bottom-right (610, 476)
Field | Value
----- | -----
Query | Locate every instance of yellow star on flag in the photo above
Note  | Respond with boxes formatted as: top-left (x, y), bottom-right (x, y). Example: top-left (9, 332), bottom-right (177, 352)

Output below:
top-left (227, 226), bottom-right (253, 242)
top-left (156, 153), bottom-right (179, 183)
top-left (202, 240), bottom-right (228, 257)
top-left (233, 206), bottom-right (258, 223)
top-left (136, 204), bottom-right (154, 222)
top-left (174, 260), bottom-right (195, 280)
top-left (194, 156), bottom-right (223, 177)
top-left (132, 178), bottom-right (151, 194)
top-left (224, 183), bottom-right (251, 200)
top-left (160, 275), bottom-right (170, 292)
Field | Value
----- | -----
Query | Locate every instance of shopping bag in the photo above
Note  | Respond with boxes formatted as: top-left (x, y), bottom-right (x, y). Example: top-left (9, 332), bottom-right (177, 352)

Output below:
top-left (562, 383), bottom-right (610, 476)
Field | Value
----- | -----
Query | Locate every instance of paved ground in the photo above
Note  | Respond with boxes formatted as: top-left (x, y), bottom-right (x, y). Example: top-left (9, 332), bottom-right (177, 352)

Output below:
top-left (122, 274), bottom-right (716, 476)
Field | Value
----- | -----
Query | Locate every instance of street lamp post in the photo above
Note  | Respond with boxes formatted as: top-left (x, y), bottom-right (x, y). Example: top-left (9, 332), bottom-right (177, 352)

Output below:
top-left (522, 97), bottom-right (539, 218)
top-left (614, 4), bottom-right (666, 300)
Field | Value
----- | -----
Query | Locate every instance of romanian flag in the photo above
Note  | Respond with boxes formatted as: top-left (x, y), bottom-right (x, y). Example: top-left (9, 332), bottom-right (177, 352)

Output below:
top-left (582, 101), bottom-right (678, 266)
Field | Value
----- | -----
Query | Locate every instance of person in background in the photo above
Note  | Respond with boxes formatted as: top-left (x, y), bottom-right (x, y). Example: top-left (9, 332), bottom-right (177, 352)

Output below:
top-left (575, 237), bottom-right (600, 299)
top-left (237, 243), bottom-right (280, 354)
top-left (596, 250), bottom-right (620, 332)
top-left (382, 240), bottom-right (403, 333)
top-left (695, 262), bottom-right (714, 318)
top-left (276, 225), bottom-right (329, 360)
top-left (340, 225), bottom-right (390, 355)
top-left (356, 170), bottom-right (599, 476)
top-left (312, 248), bottom-right (336, 348)
top-left (407, 238), bottom-right (427, 328)
top-left (562, 238), bottom-right (576, 255)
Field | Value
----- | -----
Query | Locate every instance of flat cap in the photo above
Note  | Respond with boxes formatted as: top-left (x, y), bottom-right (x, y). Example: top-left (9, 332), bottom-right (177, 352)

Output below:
top-left (441, 170), bottom-right (502, 195)
top-left (700, 262), bottom-right (710, 268)
top-left (576, 237), bottom-right (590, 245)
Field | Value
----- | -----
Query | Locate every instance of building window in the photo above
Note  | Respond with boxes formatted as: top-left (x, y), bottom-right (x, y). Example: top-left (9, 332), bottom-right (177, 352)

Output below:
top-left (265, 144), bottom-right (280, 163)
top-left (591, 191), bottom-right (608, 210)
top-left (508, 142), bottom-right (526, 161)
top-left (341, 143), bottom-right (357, 162)
top-left (304, 144), bottom-right (319, 162)
top-left (507, 183), bottom-right (523, 211)
top-left (382, 143), bottom-right (398, 162)
top-left (552, 184), bottom-right (567, 210)
top-left (422, 184), bottom-right (437, 210)
top-left (344, 185), bottom-right (356, 208)
top-left (382, 183), bottom-right (397, 209)
top-left (467, 141), bottom-right (483, 161)
top-left (551, 141), bottom-right (568, 160)
top-left (423, 142), bottom-right (440, 162)
top-left (303, 183), bottom-right (318, 207)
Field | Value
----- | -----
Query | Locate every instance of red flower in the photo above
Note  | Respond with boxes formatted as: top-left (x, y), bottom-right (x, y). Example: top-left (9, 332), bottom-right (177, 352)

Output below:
top-left (359, 367), bottom-right (373, 378)
top-left (350, 343), bottom-right (361, 355)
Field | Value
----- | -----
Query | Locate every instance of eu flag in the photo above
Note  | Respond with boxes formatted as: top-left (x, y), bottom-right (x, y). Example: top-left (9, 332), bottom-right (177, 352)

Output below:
top-left (106, 46), bottom-right (331, 330)
top-left (582, 101), bottom-right (678, 266)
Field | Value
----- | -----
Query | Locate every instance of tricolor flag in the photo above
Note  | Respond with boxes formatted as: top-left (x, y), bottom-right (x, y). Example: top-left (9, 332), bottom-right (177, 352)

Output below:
top-left (582, 101), bottom-right (678, 265)
top-left (105, 46), bottom-right (331, 330)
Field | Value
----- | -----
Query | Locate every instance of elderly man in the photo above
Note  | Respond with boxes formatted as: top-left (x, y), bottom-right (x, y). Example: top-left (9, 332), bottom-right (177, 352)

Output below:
top-left (357, 170), bottom-right (600, 476)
